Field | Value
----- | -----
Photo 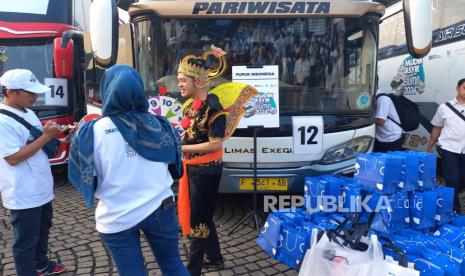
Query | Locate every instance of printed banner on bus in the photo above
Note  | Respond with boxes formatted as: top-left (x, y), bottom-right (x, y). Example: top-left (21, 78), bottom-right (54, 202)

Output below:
top-left (232, 65), bottom-right (280, 128)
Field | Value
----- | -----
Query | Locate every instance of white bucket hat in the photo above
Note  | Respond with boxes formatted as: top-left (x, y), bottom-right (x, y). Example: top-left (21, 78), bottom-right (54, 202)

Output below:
top-left (0, 69), bottom-right (50, 94)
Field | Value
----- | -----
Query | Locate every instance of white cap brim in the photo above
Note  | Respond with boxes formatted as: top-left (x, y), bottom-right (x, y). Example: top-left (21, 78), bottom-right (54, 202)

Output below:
top-left (23, 82), bottom-right (50, 94)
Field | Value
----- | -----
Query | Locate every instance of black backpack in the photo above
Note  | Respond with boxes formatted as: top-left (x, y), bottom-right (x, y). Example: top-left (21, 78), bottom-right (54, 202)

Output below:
top-left (376, 93), bottom-right (420, 131)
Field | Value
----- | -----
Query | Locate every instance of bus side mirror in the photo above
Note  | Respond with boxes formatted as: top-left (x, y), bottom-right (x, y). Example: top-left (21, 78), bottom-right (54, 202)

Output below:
top-left (90, 0), bottom-right (119, 68)
top-left (403, 0), bottom-right (432, 59)
top-left (53, 37), bottom-right (74, 79)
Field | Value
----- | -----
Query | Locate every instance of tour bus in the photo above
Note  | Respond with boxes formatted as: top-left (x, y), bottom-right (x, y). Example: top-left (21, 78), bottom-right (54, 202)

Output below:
top-left (378, 0), bottom-right (465, 152)
top-left (0, 0), bottom-right (88, 164)
top-left (89, 0), bottom-right (431, 193)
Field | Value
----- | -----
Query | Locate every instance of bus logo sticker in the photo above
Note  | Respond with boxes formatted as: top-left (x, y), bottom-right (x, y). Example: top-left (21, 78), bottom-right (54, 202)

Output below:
top-left (356, 93), bottom-right (370, 109)
top-left (392, 56), bottom-right (425, 96)
top-left (0, 47), bottom-right (7, 62)
top-left (244, 92), bottom-right (277, 118)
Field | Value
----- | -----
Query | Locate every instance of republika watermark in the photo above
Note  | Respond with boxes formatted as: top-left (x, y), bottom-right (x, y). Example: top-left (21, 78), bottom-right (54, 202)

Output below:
top-left (263, 195), bottom-right (410, 213)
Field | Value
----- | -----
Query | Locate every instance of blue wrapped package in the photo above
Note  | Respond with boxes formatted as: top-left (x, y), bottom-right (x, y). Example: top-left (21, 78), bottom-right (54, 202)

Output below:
top-left (370, 192), bottom-right (410, 233)
top-left (433, 224), bottom-right (465, 249)
top-left (421, 248), bottom-right (461, 276)
top-left (354, 153), bottom-right (403, 194)
top-left (435, 187), bottom-right (455, 226)
top-left (389, 151), bottom-right (420, 192)
top-left (407, 256), bottom-right (445, 276)
top-left (422, 234), bottom-right (465, 276)
top-left (304, 175), bottom-right (343, 213)
top-left (275, 222), bottom-right (311, 269)
top-left (321, 175), bottom-right (343, 199)
top-left (378, 233), bottom-right (426, 256)
top-left (304, 176), bottom-right (324, 212)
top-left (311, 214), bottom-right (339, 231)
top-left (341, 180), bottom-right (363, 213)
top-left (257, 209), bottom-right (308, 260)
top-left (410, 190), bottom-right (438, 230)
top-left (415, 152), bottom-right (437, 190)
top-left (257, 211), bottom-right (285, 258)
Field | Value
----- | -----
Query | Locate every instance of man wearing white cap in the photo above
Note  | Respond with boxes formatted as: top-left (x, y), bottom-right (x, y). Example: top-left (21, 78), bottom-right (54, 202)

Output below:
top-left (0, 69), bottom-right (67, 276)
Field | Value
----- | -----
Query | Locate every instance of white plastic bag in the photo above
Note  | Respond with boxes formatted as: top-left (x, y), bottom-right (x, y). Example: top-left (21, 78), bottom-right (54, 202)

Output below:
top-left (298, 231), bottom-right (384, 276)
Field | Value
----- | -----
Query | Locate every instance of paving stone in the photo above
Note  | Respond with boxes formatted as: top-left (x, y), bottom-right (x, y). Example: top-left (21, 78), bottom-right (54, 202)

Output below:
top-left (262, 267), bottom-right (279, 274)
top-left (204, 272), bottom-right (221, 276)
top-left (232, 266), bottom-right (249, 274)
top-left (219, 270), bottom-right (235, 276)
top-left (245, 262), bottom-right (260, 271)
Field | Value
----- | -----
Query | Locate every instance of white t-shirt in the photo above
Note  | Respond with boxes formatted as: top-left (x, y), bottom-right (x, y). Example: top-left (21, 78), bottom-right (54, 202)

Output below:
top-left (293, 58), bottom-right (310, 85)
top-left (93, 117), bottom-right (174, 234)
top-left (431, 98), bottom-right (465, 154)
top-left (375, 90), bottom-right (403, 142)
top-left (0, 103), bottom-right (54, 210)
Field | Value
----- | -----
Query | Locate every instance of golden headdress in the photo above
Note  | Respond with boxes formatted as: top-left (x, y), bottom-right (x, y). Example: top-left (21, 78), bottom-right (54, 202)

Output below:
top-left (178, 44), bottom-right (228, 88)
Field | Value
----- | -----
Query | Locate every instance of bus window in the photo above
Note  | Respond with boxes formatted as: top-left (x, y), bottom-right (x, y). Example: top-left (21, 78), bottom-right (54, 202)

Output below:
top-left (0, 41), bottom-right (68, 117)
top-left (133, 17), bottom-right (377, 114)
top-left (440, 0), bottom-right (464, 27)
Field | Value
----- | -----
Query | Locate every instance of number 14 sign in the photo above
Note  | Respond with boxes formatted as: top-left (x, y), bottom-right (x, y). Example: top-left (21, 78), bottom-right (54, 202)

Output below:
top-left (292, 116), bottom-right (323, 155)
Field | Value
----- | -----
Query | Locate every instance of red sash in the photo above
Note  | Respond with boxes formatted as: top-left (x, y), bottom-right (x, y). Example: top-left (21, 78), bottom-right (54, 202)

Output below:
top-left (178, 150), bottom-right (224, 236)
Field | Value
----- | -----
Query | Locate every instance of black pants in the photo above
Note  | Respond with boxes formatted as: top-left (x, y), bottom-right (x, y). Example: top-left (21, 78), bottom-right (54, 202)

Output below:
top-left (374, 135), bottom-right (404, 153)
top-left (10, 201), bottom-right (53, 276)
top-left (441, 149), bottom-right (465, 212)
top-left (186, 163), bottom-right (223, 276)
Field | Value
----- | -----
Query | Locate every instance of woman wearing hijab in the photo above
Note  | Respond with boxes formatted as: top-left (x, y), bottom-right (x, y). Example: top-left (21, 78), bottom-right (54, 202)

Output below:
top-left (68, 65), bottom-right (188, 276)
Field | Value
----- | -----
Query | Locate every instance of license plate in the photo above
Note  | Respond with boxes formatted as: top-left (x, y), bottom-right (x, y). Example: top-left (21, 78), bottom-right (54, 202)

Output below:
top-left (239, 178), bottom-right (288, 191)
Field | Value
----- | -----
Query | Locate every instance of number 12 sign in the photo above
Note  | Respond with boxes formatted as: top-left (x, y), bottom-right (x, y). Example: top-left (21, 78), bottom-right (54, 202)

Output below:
top-left (292, 116), bottom-right (323, 155)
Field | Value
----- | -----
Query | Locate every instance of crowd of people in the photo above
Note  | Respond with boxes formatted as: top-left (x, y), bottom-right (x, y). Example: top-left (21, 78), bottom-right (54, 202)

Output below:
top-left (165, 20), bottom-right (344, 91)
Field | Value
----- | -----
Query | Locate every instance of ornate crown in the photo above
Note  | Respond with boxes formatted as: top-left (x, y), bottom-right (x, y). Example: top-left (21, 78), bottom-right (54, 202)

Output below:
top-left (178, 59), bottom-right (211, 88)
top-left (178, 45), bottom-right (228, 89)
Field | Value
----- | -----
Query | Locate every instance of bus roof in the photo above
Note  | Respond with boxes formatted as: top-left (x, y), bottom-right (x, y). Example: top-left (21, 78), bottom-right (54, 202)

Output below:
top-left (128, 1), bottom-right (385, 19)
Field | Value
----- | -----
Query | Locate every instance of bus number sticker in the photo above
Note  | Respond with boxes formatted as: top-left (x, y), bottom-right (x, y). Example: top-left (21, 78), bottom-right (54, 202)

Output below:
top-left (44, 78), bottom-right (68, 106)
top-left (292, 116), bottom-right (323, 155)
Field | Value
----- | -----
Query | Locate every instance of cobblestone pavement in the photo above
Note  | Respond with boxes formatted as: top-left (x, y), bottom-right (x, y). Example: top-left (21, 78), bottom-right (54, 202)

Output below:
top-left (0, 170), bottom-right (297, 276)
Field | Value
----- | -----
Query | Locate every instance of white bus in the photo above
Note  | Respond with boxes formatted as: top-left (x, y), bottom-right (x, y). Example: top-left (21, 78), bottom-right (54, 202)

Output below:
top-left (89, 0), bottom-right (431, 194)
top-left (378, 0), bottom-right (465, 152)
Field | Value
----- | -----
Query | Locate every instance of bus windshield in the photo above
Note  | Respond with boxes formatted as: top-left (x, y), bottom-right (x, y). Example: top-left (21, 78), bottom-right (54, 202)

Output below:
top-left (133, 17), bottom-right (377, 114)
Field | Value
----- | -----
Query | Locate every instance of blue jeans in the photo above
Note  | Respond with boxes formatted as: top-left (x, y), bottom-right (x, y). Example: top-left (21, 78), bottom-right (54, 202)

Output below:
top-left (441, 149), bottom-right (465, 211)
top-left (99, 201), bottom-right (189, 276)
top-left (10, 201), bottom-right (52, 276)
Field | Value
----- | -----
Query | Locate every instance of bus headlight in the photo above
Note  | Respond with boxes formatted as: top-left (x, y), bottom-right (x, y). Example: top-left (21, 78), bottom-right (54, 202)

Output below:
top-left (320, 136), bottom-right (373, 165)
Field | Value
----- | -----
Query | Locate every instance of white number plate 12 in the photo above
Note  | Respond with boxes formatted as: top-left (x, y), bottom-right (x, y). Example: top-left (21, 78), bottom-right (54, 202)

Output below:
top-left (292, 116), bottom-right (323, 155)
top-left (44, 78), bottom-right (68, 106)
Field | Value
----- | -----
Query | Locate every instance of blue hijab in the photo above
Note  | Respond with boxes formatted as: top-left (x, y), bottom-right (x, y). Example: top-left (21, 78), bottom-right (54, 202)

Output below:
top-left (68, 65), bottom-right (182, 208)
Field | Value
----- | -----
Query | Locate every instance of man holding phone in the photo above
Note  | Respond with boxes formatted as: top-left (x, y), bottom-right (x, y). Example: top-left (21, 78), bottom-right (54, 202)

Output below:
top-left (0, 69), bottom-right (67, 276)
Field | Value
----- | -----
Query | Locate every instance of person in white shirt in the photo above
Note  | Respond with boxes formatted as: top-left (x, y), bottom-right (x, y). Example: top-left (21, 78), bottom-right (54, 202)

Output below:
top-left (293, 45), bottom-right (310, 87)
top-left (0, 69), bottom-right (67, 276)
top-left (68, 65), bottom-right (188, 276)
top-left (374, 77), bottom-right (404, 152)
top-left (427, 78), bottom-right (465, 212)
